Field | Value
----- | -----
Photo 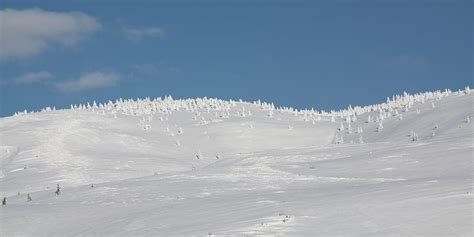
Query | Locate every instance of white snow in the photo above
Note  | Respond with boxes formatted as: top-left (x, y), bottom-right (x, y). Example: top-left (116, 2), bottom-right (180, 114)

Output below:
top-left (0, 89), bottom-right (472, 236)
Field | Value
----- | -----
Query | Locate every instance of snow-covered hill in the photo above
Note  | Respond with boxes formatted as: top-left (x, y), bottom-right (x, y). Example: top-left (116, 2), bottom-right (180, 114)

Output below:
top-left (0, 88), bottom-right (472, 236)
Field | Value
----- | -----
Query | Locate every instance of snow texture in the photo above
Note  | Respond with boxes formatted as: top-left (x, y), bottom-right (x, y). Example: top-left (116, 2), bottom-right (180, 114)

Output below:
top-left (0, 89), bottom-right (473, 236)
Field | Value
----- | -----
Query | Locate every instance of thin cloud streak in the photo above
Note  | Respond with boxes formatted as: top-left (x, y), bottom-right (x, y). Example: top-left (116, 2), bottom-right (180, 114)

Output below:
top-left (124, 27), bottom-right (164, 41)
top-left (14, 71), bottom-right (54, 84)
top-left (55, 72), bottom-right (120, 93)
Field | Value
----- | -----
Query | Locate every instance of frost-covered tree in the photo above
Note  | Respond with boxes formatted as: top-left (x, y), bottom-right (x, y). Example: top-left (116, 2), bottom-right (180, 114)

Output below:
top-left (376, 122), bottom-right (384, 132)
top-left (403, 105), bottom-right (409, 113)
top-left (464, 86), bottom-right (471, 94)
top-left (411, 132), bottom-right (419, 142)
top-left (268, 110), bottom-right (274, 118)
top-left (378, 113), bottom-right (385, 122)
top-left (339, 122), bottom-right (344, 131)
top-left (334, 135), bottom-right (344, 144)
top-left (367, 115), bottom-right (372, 123)
top-left (345, 116), bottom-right (351, 123)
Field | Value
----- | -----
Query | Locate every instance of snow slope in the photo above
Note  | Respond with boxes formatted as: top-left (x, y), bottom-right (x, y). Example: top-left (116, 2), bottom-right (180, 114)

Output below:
top-left (0, 90), bottom-right (472, 236)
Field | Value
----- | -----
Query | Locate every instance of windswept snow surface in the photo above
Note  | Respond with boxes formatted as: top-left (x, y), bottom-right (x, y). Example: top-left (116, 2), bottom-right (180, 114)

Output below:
top-left (0, 91), bottom-right (473, 236)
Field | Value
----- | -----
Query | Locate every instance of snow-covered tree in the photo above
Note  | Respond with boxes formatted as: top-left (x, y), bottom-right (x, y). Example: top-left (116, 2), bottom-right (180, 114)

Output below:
top-left (376, 122), bottom-right (384, 132)
top-left (412, 132), bottom-right (419, 142)
top-left (464, 86), bottom-right (471, 94)
top-left (334, 135), bottom-right (344, 144)
top-left (268, 111), bottom-right (273, 118)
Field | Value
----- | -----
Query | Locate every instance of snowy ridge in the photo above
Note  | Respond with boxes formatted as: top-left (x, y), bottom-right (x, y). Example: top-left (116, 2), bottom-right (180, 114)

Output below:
top-left (1, 87), bottom-right (473, 236)
top-left (13, 86), bottom-right (471, 119)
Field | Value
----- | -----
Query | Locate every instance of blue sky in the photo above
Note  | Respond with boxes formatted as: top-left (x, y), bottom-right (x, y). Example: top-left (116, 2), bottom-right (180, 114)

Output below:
top-left (0, 0), bottom-right (472, 117)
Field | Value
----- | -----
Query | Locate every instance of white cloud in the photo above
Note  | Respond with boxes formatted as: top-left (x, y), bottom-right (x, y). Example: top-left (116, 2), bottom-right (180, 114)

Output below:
top-left (124, 27), bottom-right (164, 41)
top-left (0, 8), bottom-right (101, 61)
top-left (14, 71), bottom-right (53, 84)
top-left (55, 72), bottom-right (120, 92)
